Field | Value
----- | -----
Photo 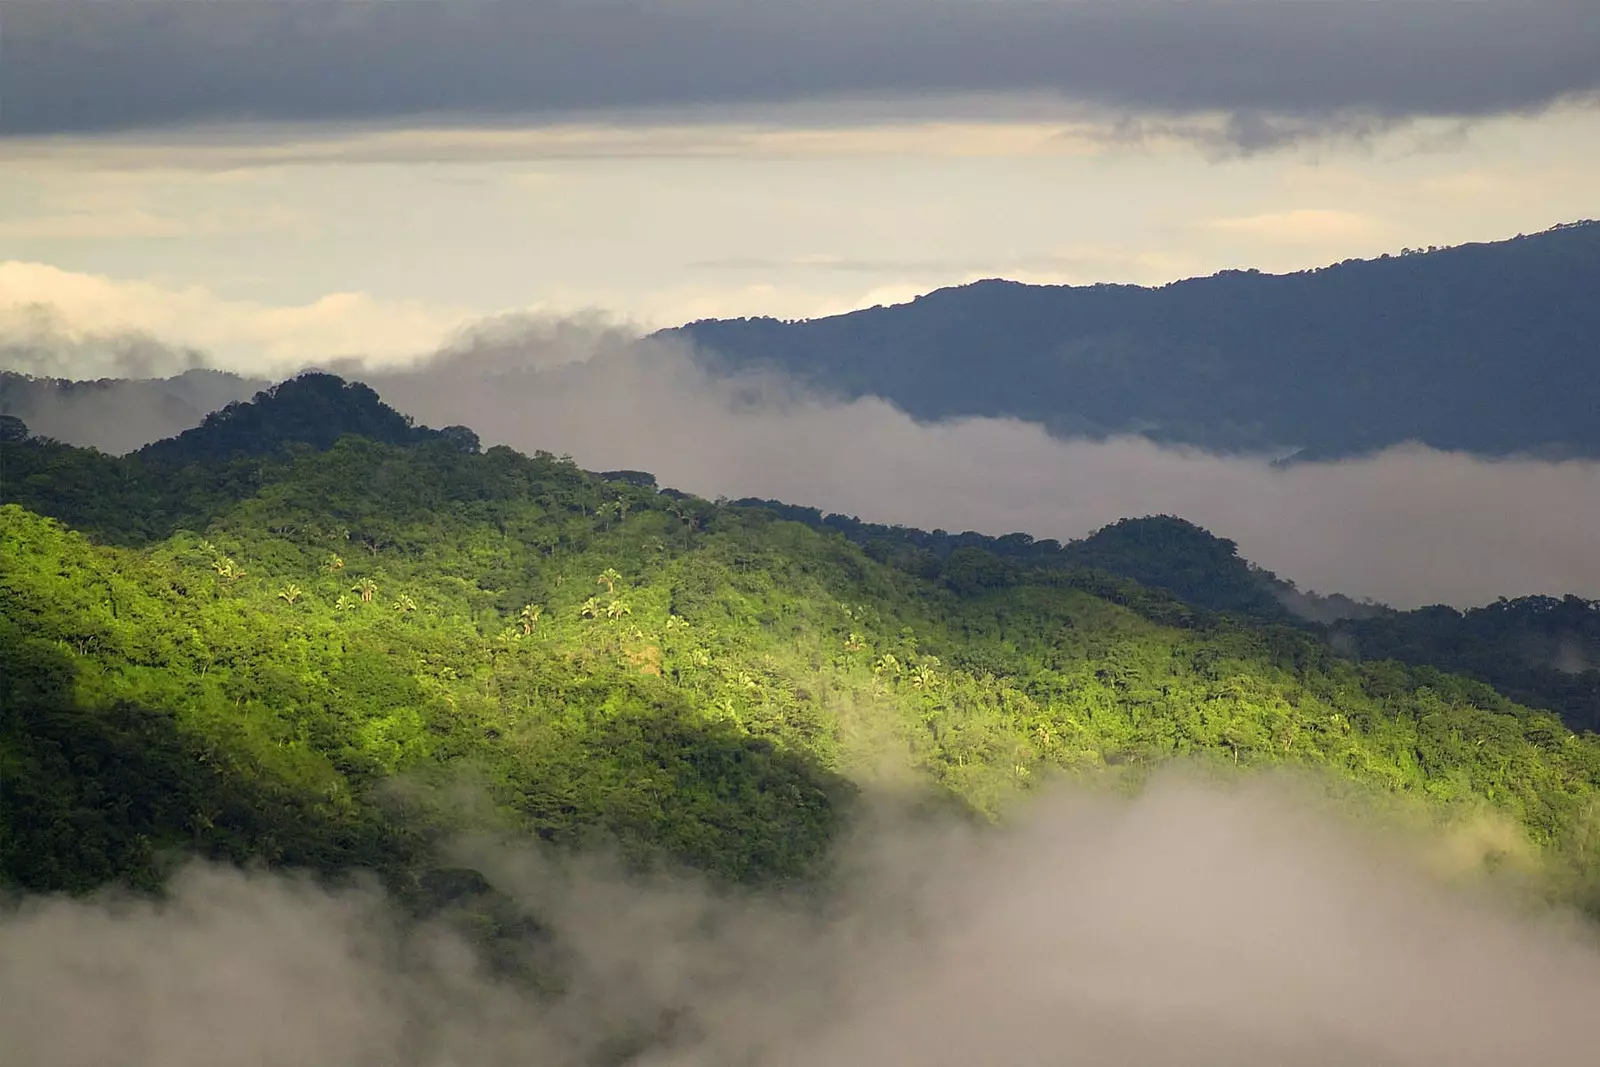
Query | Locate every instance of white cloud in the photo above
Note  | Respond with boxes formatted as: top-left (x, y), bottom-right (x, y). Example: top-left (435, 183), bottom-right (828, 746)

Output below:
top-left (360, 328), bottom-right (1600, 610)
top-left (5, 780), bottom-right (1600, 1067)
top-left (0, 262), bottom-right (492, 375)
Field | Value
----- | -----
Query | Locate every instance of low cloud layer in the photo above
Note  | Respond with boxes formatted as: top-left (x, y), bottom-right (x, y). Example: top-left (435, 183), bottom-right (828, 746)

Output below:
top-left (352, 324), bottom-right (1600, 609)
top-left (5, 1), bottom-right (1597, 147)
top-left (7, 315), bottom-right (1600, 609)
top-left (4, 778), bottom-right (1599, 1067)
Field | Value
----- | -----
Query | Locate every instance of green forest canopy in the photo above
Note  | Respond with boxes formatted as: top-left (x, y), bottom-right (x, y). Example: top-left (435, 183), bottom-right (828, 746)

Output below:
top-left (3, 373), bottom-right (1600, 918)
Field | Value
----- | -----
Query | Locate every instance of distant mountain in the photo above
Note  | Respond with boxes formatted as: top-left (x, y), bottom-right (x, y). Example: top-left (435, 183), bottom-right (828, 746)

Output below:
top-left (665, 221), bottom-right (1600, 459)
top-left (0, 368), bottom-right (264, 455)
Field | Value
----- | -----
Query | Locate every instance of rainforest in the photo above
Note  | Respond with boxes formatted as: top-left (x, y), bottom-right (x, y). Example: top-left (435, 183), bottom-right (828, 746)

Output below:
top-left (4, 373), bottom-right (1599, 910)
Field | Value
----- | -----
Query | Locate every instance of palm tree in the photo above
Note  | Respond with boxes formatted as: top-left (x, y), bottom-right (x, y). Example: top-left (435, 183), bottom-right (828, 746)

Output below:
top-left (597, 567), bottom-right (623, 595)
top-left (352, 578), bottom-right (378, 603)
top-left (324, 553), bottom-right (344, 573)
top-left (518, 603), bottom-right (543, 635)
top-left (335, 594), bottom-right (355, 612)
top-left (392, 594), bottom-right (417, 615)
top-left (579, 597), bottom-right (601, 619)
top-left (911, 664), bottom-right (939, 691)
top-left (873, 652), bottom-right (901, 678)
top-left (605, 598), bottom-right (632, 620)
top-left (277, 583), bottom-right (303, 604)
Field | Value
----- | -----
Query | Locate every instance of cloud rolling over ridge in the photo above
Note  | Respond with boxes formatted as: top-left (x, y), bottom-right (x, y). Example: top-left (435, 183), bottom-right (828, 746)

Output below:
top-left (7, 313), bottom-right (1598, 610)
top-left (355, 323), bottom-right (1600, 610)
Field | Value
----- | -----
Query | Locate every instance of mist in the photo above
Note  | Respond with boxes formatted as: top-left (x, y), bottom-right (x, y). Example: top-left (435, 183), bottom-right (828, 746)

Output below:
top-left (3, 777), bottom-right (1598, 1067)
top-left (9, 311), bottom-right (1600, 609)
top-left (337, 321), bottom-right (1600, 611)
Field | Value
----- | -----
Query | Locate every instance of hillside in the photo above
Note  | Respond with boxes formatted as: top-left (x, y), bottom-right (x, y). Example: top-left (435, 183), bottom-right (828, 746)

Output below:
top-left (1339, 598), bottom-right (1600, 734)
top-left (667, 221), bottom-right (1600, 459)
top-left (732, 502), bottom-right (1374, 623)
top-left (5, 374), bottom-right (1600, 916)
top-left (730, 499), bottom-right (1600, 731)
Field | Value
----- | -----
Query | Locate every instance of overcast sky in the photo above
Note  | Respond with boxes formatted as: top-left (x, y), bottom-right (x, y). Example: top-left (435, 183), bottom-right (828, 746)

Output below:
top-left (6, 2), bottom-right (1598, 136)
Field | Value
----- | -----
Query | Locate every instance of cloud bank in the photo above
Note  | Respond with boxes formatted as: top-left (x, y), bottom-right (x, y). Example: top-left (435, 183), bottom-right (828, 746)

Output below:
top-left (3, 779), bottom-right (1599, 1067)
top-left (350, 323), bottom-right (1600, 609)
top-left (5, 1), bottom-right (1597, 146)
top-left (8, 313), bottom-right (1600, 609)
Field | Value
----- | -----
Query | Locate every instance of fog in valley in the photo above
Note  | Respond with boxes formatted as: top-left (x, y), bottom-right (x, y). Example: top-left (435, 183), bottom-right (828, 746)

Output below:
top-left (5, 777), bottom-right (1599, 1067)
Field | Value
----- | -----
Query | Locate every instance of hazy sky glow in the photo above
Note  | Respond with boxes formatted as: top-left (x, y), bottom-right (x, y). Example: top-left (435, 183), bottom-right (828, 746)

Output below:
top-left (3, 103), bottom-right (1598, 373)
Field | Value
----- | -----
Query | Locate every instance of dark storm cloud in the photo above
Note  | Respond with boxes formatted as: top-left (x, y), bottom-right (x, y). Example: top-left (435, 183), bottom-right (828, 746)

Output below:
top-left (3, 1), bottom-right (1596, 141)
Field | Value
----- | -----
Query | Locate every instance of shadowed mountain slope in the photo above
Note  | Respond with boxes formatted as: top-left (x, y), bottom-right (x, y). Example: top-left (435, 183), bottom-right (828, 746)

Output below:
top-left (667, 221), bottom-right (1600, 459)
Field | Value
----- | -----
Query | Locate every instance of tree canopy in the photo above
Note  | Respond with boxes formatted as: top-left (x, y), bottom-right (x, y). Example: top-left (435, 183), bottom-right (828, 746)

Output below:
top-left (5, 373), bottom-right (1600, 919)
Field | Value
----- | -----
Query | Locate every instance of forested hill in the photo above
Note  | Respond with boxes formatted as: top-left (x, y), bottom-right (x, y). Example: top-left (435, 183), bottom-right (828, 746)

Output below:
top-left (731, 498), bottom-right (1600, 732)
top-left (4, 373), bottom-right (1600, 917)
top-left (666, 221), bottom-right (1600, 459)
top-left (730, 501), bottom-right (1371, 623)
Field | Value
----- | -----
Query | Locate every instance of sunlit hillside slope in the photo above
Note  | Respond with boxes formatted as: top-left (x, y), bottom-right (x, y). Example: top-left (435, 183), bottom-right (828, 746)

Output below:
top-left (3, 374), bottom-right (1599, 913)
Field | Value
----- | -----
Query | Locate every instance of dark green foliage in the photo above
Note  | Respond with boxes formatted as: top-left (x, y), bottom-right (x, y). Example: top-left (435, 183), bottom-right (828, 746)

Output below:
top-left (941, 546), bottom-right (1019, 597)
top-left (674, 221), bottom-right (1600, 458)
top-left (0, 621), bottom-right (409, 893)
top-left (1054, 516), bottom-right (1291, 620)
top-left (732, 501), bottom-right (1336, 622)
top-left (138, 372), bottom-right (439, 465)
top-left (599, 470), bottom-right (659, 489)
top-left (1340, 596), bottom-right (1600, 733)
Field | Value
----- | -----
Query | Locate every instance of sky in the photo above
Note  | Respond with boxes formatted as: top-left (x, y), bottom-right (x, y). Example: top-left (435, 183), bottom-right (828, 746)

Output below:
top-left (2, 0), bottom-right (1597, 373)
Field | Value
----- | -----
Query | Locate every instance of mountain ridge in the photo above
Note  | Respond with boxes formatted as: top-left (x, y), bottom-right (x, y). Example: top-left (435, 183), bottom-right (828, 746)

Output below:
top-left (665, 220), bottom-right (1600, 459)
top-left (7, 372), bottom-right (1596, 731)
